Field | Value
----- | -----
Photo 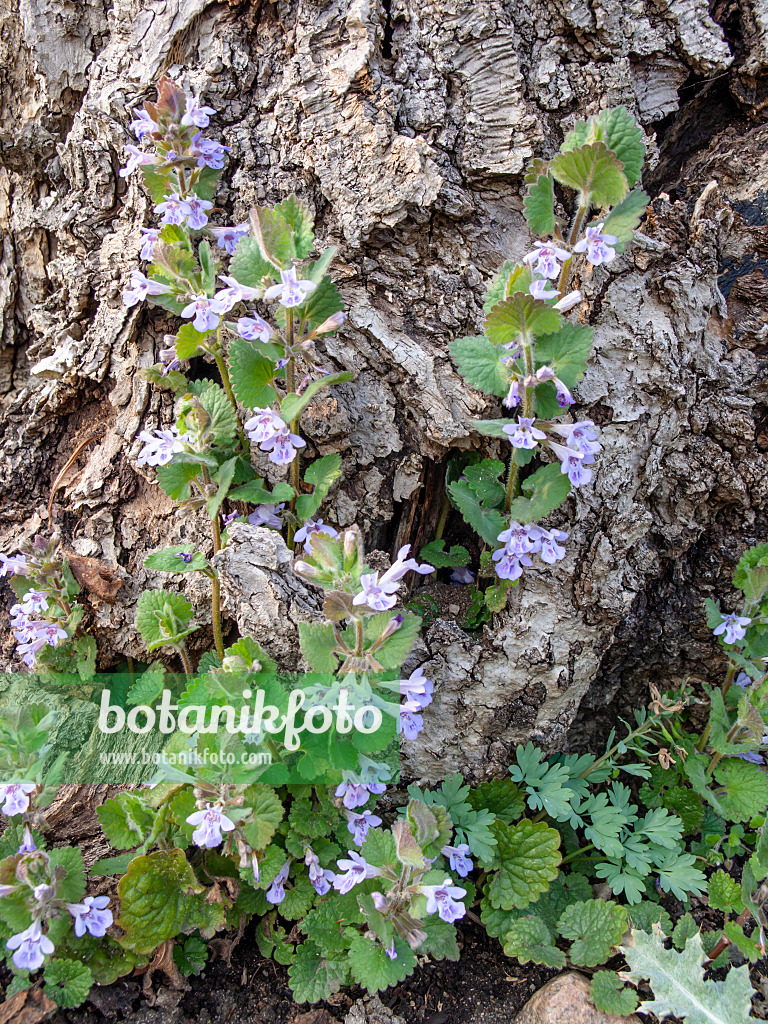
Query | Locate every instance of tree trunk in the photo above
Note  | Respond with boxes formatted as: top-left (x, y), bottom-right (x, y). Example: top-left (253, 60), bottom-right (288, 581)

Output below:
top-left (1, 0), bottom-right (767, 783)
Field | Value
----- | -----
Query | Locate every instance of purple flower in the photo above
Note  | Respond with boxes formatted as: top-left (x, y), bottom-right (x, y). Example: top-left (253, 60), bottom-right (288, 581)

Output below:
top-left (554, 289), bottom-right (582, 312)
top-left (398, 700), bottom-right (424, 739)
top-left (139, 227), bottom-right (160, 261)
top-left (189, 132), bottom-right (231, 169)
top-left (0, 553), bottom-right (27, 577)
top-left (17, 636), bottom-right (47, 668)
top-left (549, 440), bottom-right (591, 488)
top-left (538, 527), bottom-right (568, 564)
top-left (155, 193), bottom-right (189, 227)
top-left (420, 878), bottom-right (467, 923)
top-left (39, 624), bottom-right (68, 646)
top-left (502, 416), bottom-right (547, 451)
top-left (248, 504), bottom-right (285, 530)
top-left (263, 267), bottom-right (317, 308)
top-left (550, 419), bottom-right (601, 459)
top-left (129, 107), bottom-right (158, 139)
top-left (244, 408), bottom-right (286, 444)
top-left (497, 522), bottom-right (542, 556)
top-left (180, 293), bottom-right (227, 332)
top-left (120, 145), bottom-right (156, 178)
top-left (352, 544), bottom-right (434, 611)
top-left (122, 270), bottom-right (172, 307)
top-left (136, 427), bottom-right (188, 467)
top-left (734, 671), bottom-right (752, 690)
top-left (385, 941), bottom-right (397, 959)
top-left (400, 667), bottom-right (433, 709)
top-left (305, 848), bottom-right (335, 895)
top-left (451, 566), bottom-right (474, 585)
top-left (185, 197), bottom-right (214, 230)
top-left (311, 868), bottom-right (335, 896)
top-left (66, 896), bottom-right (113, 938)
top-left (713, 613), bottom-right (751, 645)
top-left (294, 519), bottom-right (340, 554)
top-left (335, 780), bottom-right (372, 810)
top-left (333, 852), bottom-right (380, 894)
top-left (238, 314), bottom-right (273, 343)
top-left (524, 242), bottom-right (570, 280)
top-left (181, 96), bottom-right (217, 128)
top-left (503, 378), bottom-right (522, 409)
top-left (492, 549), bottom-right (532, 581)
top-left (17, 826), bottom-right (36, 854)
top-left (209, 224), bottom-right (249, 255)
top-left (535, 366), bottom-right (573, 407)
top-left (529, 279), bottom-right (560, 301)
top-left (442, 844), bottom-right (473, 877)
top-left (573, 223), bottom-right (618, 266)
top-left (266, 861), bottom-right (290, 904)
top-left (20, 591), bottom-right (48, 615)
top-left (346, 810), bottom-right (383, 846)
top-left (6, 922), bottom-right (54, 971)
top-left (176, 552), bottom-right (194, 563)
top-left (0, 784), bottom-right (36, 816)
top-left (260, 428), bottom-right (306, 466)
top-left (216, 274), bottom-right (263, 309)
top-left (185, 804), bottom-right (236, 848)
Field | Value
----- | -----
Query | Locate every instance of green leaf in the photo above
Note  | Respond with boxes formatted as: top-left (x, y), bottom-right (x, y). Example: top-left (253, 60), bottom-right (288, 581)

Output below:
top-left (507, 462), bottom-right (571, 525)
top-left (117, 849), bottom-right (226, 954)
top-left (590, 971), bottom-right (639, 1016)
top-left (468, 779), bottom-right (525, 825)
top-left (671, 913), bottom-right (699, 951)
top-left (420, 917), bottom-right (461, 961)
top-left (602, 189), bottom-right (649, 251)
top-left (484, 260), bottom-right (518, 313)
top-left (98, 794), bottom-right (153, 850)
top-left (289, 941), bottom-right (350, 1003)
top-left (724, 921), bottom-right (763, 962)
top-left (281, 875), bottom-right (316, 920)
top-left (47, 846), bottom-right (86, 903)
top-left (141, 164), bottom-right (171, 204)
top-left (448, 480), bottom-right (507, 546)
top-left (486, 293), bottom-right (563, 345)
top-left (227, 336), bottom-right (278, 410)
top-left (249, 205), bottom-right (295, 269)
top-left (275, 195), bottom-right (315, 258)
top-left (195, 166), bottom-right (220, 202)
top-left (562, 106), bottom-right (645, 188)
top-left (535, 323), bottom-right (594, 391)
top-left (348, 934), bottom-right (417, 992)
top-left (367, 610), bottom-right (421, 669)
top-left (419, 540), bottom-right (470, 569)
top-left (135, 589), bottom-right (196, 652)
top-left (280, 372), bottom-right (353, 424)
top-left (733, 541), bottom-right (768, 594)
top-left (662, 786), bottom-right (704, 835)
top-left (192, 383), bottom-right (238, 448)
top-left (175, 323), bottom-right (212, 359)
top-left (716, 758), bottom-right (768, 822)
top-left (298, 622), bottom-right (339, 672)
top-left (44, 959), bottom-right (93, 1009)
top-left (524, 171), bottom-right (556, 237)
top-left (449, 336), bottom-right (508, 397)
top-left (622, 927), bottom-right (760, 1024)
top-left (463, 459), bottom-right (506, 507)
top-left (198, 240), bottom-right (215, 292)
top-left (708, 869), bottom-right (744, 914)
top-left (551, 142), bottom-right (628, 207)
top-left (229, 236), bottom-right (276, 288)
top-left (242, 785), bottom-right (284, 850)
top-left (557, 899), bottom-right (628, 967)
top-left (206, 456), bottom-right (238, 519)
top-left (486, 819), bottom-right (561, 911)
top-left (173, 935), bottom-right (208, 977)
top-left (471, 418), bottom-right (517, 438)
top-left (90, 852), bottom-right (137, 877)
top-left (297, 275), bottom-right (345, 329)
top-left (228, 479), bottom-right (295, 504)
top-left (144, 546), bottom-right (209, 573)
top-left (155, 458), bottom-right (201, 501)
top-left (295, 452), bottom-right (343, 522)
top-left (502, 916), bottom-right (566, 968)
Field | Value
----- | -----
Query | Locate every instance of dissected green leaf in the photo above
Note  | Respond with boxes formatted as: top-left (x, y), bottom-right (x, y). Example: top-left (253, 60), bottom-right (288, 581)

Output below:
top-left (551, 142), bottom-right (628, 207)
top-left (486, 819), bottom-right (561, 911)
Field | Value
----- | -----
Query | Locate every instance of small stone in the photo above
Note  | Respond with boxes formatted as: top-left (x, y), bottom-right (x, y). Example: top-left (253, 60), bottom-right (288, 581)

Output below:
top-left (515, 973), bottom-right (642, 1024)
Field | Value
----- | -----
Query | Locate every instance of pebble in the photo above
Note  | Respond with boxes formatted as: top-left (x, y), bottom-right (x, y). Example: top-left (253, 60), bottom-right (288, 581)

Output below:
top-left (515, 973), bottom-right (642, 1024)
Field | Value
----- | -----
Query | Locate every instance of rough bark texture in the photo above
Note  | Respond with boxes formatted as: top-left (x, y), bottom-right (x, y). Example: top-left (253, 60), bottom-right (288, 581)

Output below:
top-left (1, 0), bottom-right (768, 782)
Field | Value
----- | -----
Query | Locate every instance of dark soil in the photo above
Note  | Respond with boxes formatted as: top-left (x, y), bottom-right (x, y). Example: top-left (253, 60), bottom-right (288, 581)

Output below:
top-left (13, 920), bottom-right (556, 1024)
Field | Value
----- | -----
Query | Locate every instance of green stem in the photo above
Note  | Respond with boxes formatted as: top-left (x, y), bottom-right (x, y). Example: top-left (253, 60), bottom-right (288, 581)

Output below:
top-left (504, 333), bottom-right (535, 514)
top-left (177, 644), bottom-right (193, 680)
top-left (210, 514), bottom-right (225, 662)
top-left (354, 617), bottom-right (364, 657)
top-left (285, 310), bottom-right (300, 545)
top-left (556, 200), bottom-right (589, 297)
top-left (560, 843), bottom-right (595, 866)
top-left (434, 493), bottom-right (451, 542)
top-left (578, 715), bottom-right (656, 780)
top-left (213, 326), bottom-right (248, 453)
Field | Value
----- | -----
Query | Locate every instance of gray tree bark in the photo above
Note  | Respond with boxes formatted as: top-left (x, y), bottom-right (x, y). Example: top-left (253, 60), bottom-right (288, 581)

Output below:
top-left (1, 0), bottom-right (767, 782)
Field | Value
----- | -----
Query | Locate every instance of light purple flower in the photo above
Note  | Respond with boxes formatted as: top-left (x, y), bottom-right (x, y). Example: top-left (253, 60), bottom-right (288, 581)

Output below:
top-left (6, 921), bottom-right (54, 971)
top-left (550, 420), bottom-right (601, 459)
top-left (66, 896), bottom-right (113, 938)
top-left (335, 779), bottom-right (372, 810)
top-left (263, 267), bottom-right (317, 308)
top-left (442, 843), bottom-right (473, 877)
top-left (180, 292), bottom-right (227, 332)
top-left (185, 804), bottom-right (236, 848)
top-left (311, 868), bottom-right (335, 896)
top-left (260, 428), bottom-right (306, 466)
top-left (734, 671), bottom-right (752, 690)
top-left (535, 366), bottom-right (573, 407)
top-left (237, 314), bottom-right (273, 343)
top-left (549, 439), bottom-right (591, 487)
top-left (39, 624), bottom-right (68, 646)
top-left (155, 193), bottom-right (189, 227)
top-left (139, 227), bottom-right (160, 261)
top-left (136, 427), bottom-right (187, 467)
top-left (529, 279), bottom-right (560, 301)
top-left (20, 591), bottom-right (48, 615)
top-left (497, 522), bottom-right (542, 556)
top-left (0, 553), bottom-right (27, 577)
top-left (503, 378), bottom-right (522, 410)
top-left (189, 132), bottom-right (231, 170)
top-left (17, 636), bottom-right (47, 668)
top-left (352, 544), bottom-right (434, 611)
top-left (538, 527), bottom-right (568, 564)
top-left (248, 504), bottom-right (284, 529)
top-left (573, 223), bottom-right (618, 266)
top-left (120, 145), bottom-right (156, 178)
top-left (181, 96), bottom-right (217, 128)
top-left (184, 197), bottom-right (214, 230)
top-left (384, 940), bottom-right (397, 959)
top-left (129, 107), bottom-right (158, 139)
top-left (346, 810), bottom-right (383, 846)
top-left (244, 408), bottom-right (286, 444)
top-left (209, 224), bottom-right (249, 255)
top-left (400, 667), bottom-right (434, 709)
top-left (525, 242), bottom-right (570, 280)
top-left (333, 852), bottom-right (380, 894)
top-left (451, 566), bottom-right (474, 585)
top-left (398, 700), bottom-right (424, 739)
top-left (420, 878), bottom-right (467, 923)
top-left (17, 826), bottom-right (36, 854)
top-left (0, 784), bottom-right (36, 816)
top-left (713, 614), bottom-right (751, 645)
top-left (266, 860), bottom-right (290, 904)
top-left (294, 519), bottom-right (340, 554)
top-left (554, 289), bottom-right (582, 312)
top-left (492, 549), bottom-right (532, 581)
top-left (503, 416), bottom-right (547, 450)
top-left (122, 270), bottom-right (172, 307)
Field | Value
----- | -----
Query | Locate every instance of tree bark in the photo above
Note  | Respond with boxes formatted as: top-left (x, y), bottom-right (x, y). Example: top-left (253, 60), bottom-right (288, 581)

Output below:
top-left (1, 0), bottom-right (767, 782)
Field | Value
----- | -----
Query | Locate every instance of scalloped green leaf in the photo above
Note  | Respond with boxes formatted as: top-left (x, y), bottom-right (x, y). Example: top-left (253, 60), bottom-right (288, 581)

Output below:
top-left (97, 793), bottom-right (154, 850)
top-left (590, 970), bottom-right (640, 1016)
top-left (486, 819), bottom-right (561, 911)
top-left (602, 188), bottom-right (649, 251)
top-left (348, 934), bottom-right (417, 992)
top-left (242, 785), bottom-right (284, 851)
top-left (43, 959), bottom-right (93, 1009)
top-left (297, 275), bottom-right (345, 329)
top-left (551, 141), bottom-right (628, 207)
top-left (143, 546), bottom-right (209, 573)
top-left (154, 458), bottom-right (201, 501)
top-left (249, 205), bottom-right (295, 269)
top-left (275, 195), bottom-right (315, 258)
top-left (227, 336), bottom-right (278, 410)
top-left (534, 323), bottom-right (594, 390)
top-left (175, 323), bottom-right (212, 359)
top-left (298, 622), bottom-right (339, 672)
top-left (295, 453), bottom-right (342, 522)
top-left (502, 916), bottom-right (566, 968)
top-left (715, 758), bottom-right (768, 821)
top-left (419, 540), bottom-right (470, 569)
top-left (708, 869), bottom-right (744, 914)
top-left (448, 479), bottom-right (507, 546)
top-left (229, 236), bottom-right (277, 288)
top-left (507, 462), bottom-right (571, 525)
top-left (562, 106), bottom-right (645, 188)
top-left (486, 293), bottom-right (563, 345)
top-left (557, 899), bottom-right (628, 967)
top-left (450, 336), bottom-right (509, 397)
top-left (524, 172), bottom-right (556, 237)
top-left (135, 589), bottom-right (196, 652)
top-left (289, 941), bottom-right (350, 1003)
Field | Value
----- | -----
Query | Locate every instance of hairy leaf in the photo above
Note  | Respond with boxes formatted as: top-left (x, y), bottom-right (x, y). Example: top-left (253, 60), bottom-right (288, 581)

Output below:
top-left (557, 899), bottom-right (628, 967)
top-left (347, 934), bottom-right (416, 992)
top-left (562, 106), bottom-right (645, 187)
top-left (524, 171), bottom-right (556, 237)
top-left (135, 589), bottom-right (196, 652)
top-left (275, 195), bottom-right (315, 258)
top-left (289, 941), bottom-right (350, 1003)
top-left (507, 462), bottom-right (571, 526)
top-left (229, 236), bottom-right (276, 288)
top-left (551, 142), bottom-right (628, 207)
top-left (590, 970), bottom-right (639, 1016)
top-left (227, 336), bottom-right (278, 410)
top-left (486, 293), bottom-right (563, 345)
top-left (535, 323), bottom-right (594, 390)
top-left (502, 916), bottom-right (565, 968)
top-left (298, 622), bottom-right (339, 672)
top-left (486, 819), bottom-right (561, 910)
top-left (450, 335), bottom-right (509, 397)
top-left (448, 479), bottom-right (507, 546)
top-left (44, 959), bottom-right (93, 1009)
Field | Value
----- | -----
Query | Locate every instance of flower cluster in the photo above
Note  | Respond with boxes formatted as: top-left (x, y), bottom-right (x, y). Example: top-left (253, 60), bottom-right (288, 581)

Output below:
top-left (243, 407), bottom-right (306, 466)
